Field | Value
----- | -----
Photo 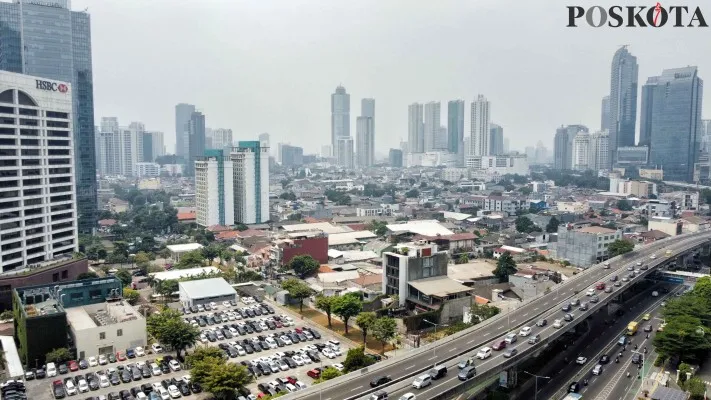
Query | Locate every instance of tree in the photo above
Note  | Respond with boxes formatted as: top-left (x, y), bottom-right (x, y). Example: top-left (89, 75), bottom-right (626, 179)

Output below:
top-left (685, 377), bottom-right (707, 400)
top-left (355, 312), bottom-right (377, 345)
top-left (371, 317), bottom-right (397, 354)
top-left (457, 254), bottom-right (469, 264)
top-left (405, 189), bottom-right (420, 198)
top-left (115, 269), bottom-right (132, 287)
top-left (319, 366), bottom-right (342, 381)
top-left (616, 199), bottom-right (633, 211)
top-left (279, 191), bottom-right (297, 201)
top-left (653, 315), bottom-right (711, 362)
top-left (289, 255), bottom-right (320, 278)
top-left (122, 288), bottom-right (140, 305)
top-left (186, 346), bottom-right (226, 366)
top-left (155, 279), bottom-right (179, 302)
top-left (201, 245), bottom-right (221, 264)
top-left (342, 346), bottom-right (374, 372)
top-left (315, 295), bottom-right (335, 328)
top-left (45, 348), bottom-right (73, 364)
top-left (281, 278), bottom-right (313, 312)
top-left (177, 250), bottom-right (205, 269)
top-left (545, 216), bottom-right (560, 233)
top-left (469, 303), bottom-right (501, 323)
top-left (515, 216), bottom-right (541, 233)
top-left (76, 272), bottom-right (99, 280)
top-left (608, 239), bottom-right (634, 257)
top-left (493, 252), bottom-right (517, 283)
top-left (332, 293), bottom-right (362, 335)
top-left (191, 356), bottom-right (252, 400)
top-left (147, 308), bottom-right (200, 357)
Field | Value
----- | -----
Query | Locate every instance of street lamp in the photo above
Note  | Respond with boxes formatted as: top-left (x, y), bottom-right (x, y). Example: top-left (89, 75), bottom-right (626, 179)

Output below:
top-left (523, 371), bottom-right (550, 400)
top-left (423, 319), bottom-right (445, 365)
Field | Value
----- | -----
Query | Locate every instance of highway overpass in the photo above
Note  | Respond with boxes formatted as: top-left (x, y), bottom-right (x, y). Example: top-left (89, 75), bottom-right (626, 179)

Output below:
top-left (283, 231), bottom-right (711, 400)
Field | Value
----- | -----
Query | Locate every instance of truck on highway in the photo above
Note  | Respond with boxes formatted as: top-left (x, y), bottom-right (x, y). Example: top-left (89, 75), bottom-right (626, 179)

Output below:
top-left (627, 321), bottom-right (638, 335)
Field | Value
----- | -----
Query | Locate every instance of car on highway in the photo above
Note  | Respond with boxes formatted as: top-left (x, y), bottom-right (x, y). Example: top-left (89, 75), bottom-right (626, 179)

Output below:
top-left (536, 318), bottom-right (547, 327)
top-left (428, 365), bottom-right (447, 380)
top-left (595, 282), bottom-right (605, 290)
top-left (632, 353), bottom-right (642, 364)
top-left (575, 356), bottom-right (587, 364)
top-left (592, 364), bottom-right (603, 375)
top-left (643, 313), bottom-right (651, 321)
top-left (476, 347), bottom-right (492, 359)
top-left (590, 295), bottom-right (600, 303)
top-left (599, 355), bottom-right (609, 364)
top-left (504, 333), bottom-right (517, 344)
top-left (644, 324), bottom-right (653, 332)
top-left (518, 326), bottom-right (532, 336)
top-left (503, 348), bottom-right (518, 358)
top-left (412, 374), bottom-right (431, 389)
top-left (570, 298), bottom-right (580, 306)
top-left (370, 391), bottom-right (388, 400)
top-left (610, 275), bottom-right (618, 281)
top-left (564, 313), bottom-right (574, 321)
top-left (627, 266), bottom-right (634, 271)
top-left (586, 288), bottom-right (595, 296)
top-left (579, 302), bottom-right (588, 311)
top-left (528, 334), bottom-right (540, 344)
top-left (604, 286), bottom-right (613, 293)
top-left (603, 261), bottom-right (610, 268)
top-left (614, 281), bottom-right (622, 287)
top-left (553, 319), bottom-right (563, 329)
top-left (561, 304), bottom-right (571, 312)
top-left (370, 375), bottom-right (392, 388)
top-left (491, 340), bottom-right (507, 351)
top-left (651, 255), bottom-right (657, 259)
top-left (641, 264), bottom-right (649, 270)
top-left (458, 366), bottom-right (476, 381)
top-left (622, 276), bottom-right (630, 282)
top-left (398, 394), bottom-right (416, 400)
top-left (569, 382), bottom-right (580, 393)
top-left (458, 358), bottom-right (475, 369)
top-left (652, 291), bottom-right (659, 297)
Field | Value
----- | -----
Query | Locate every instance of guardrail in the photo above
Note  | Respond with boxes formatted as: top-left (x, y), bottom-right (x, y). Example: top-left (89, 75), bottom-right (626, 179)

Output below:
top-left (283, 233), bottom-right (711, 400)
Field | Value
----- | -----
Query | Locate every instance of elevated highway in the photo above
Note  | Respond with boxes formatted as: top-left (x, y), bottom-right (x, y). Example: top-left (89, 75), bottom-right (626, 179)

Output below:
top-left (284, 231), bottom-right (711, 400)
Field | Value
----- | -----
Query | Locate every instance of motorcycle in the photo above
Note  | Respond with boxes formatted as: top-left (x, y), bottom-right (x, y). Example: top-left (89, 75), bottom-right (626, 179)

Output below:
top-left (615, 357), bottom-right (619, 363)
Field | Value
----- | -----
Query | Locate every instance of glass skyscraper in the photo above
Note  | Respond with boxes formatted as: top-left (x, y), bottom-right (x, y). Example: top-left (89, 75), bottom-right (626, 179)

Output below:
top-left (447, 100), bottom-right (464, 155)
top-left (643, 67), bottom-right (704, 182)
top-left (0, 0), bottom-right (97, 232)
top-left (608, 46), bottom-right (638, 165)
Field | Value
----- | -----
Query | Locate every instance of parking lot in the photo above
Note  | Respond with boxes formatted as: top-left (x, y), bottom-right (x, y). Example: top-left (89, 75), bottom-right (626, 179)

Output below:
top-left (23, 296), bottom-right (353, 399)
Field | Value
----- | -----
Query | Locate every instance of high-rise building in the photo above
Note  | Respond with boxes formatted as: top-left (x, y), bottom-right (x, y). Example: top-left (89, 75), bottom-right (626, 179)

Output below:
top-left (489, 123), bottom-right (504, 155)
top-left (361, 98), bottom-right (375, 134)
top-left (424, 101), bottom-right (441, 151)
top-left (534, 141), bottom-right (548, 164)
top-left (336, 137), bottom-right (354, 169)
top-left (320, 145), bottom-right (332, 158)
top-left (207, 128), bottom-right (233, 150)
top-left (331, 85), bottom-right (350, 151)
top-left (470, 95), bottom-right (490, 156)
top-left (129, 122), bottom-right (145, 163)
top-left (100, 117), bottom-right (119, 135)
top-left (702, 120), bottom-right (711, 155)
top-left (554, 125), bottom-right (589, 170)
top-left (639, 78), bottom-right (656, 147)
top-left (608, 46), bottom-right (638, 164)
top-left (447, 100), bottom-right (465, 155)
top-left (601, 95), bottom-right (610, 131)
top-left (151, 131), bottom-right (165, 160)
top-left (389, 149), bottom-right (403, 167)
top-left (259, 132), bottom-right (270, 149)
top-left (175, 103), bottom-right (195, 157)
top-left (572, 132), bottom-right (591, 171)
top-left (590, 130), bottom-right (610, 170)
top-left (0, 0), bottom-right (97, 232)
top-left (356, 116), bottom-right (374, 167)
top-left (643, 67), bottom-right (703, 182)
top-left (186, 111), bottom-right (206, 176)
top-left (503, 138), bottom-right (510, 154)
top-left (280, 145), bottom-right (304, 167)
top-left (195, 149), bottom-right (234, 227)
top-left (141, 132), bottom-right (154, 163)
top-left (232, 141), bottom-right (270, 224)
top-left (0, 71), bottom-right (78, 271)
top-left (408, 103), bottom-right (424, 153)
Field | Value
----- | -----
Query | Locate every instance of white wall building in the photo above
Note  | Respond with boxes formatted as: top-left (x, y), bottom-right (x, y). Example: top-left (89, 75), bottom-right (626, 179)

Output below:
top-left (408, 103), bottom-right (424, 153)
top-left (572, 131), bottom-right (591, 171)
top-left (233, 141), bottom-right (270, 224)
top-left (195, 152), bottom-right (235, 227)
top-left (207, 128), bottom-right (233, 150)
top-left (0, 71), bottom-right (78, 272)
top-left (135, 162), bottom-right (160, 178)
top-left (356, 116), bottom-right (374, 167)
top-left (336, 136), bottom-right (354, 169)
top-left (424, 101), bottom-right (440, 152)
top-left (151, 131), bottom-right (165, 159)
top-left (465, 154), bottom-right (529, 175)
top-left (470, 95), bottom-right (490, 156)
top-left (161, 164), bottom-right (183, 176)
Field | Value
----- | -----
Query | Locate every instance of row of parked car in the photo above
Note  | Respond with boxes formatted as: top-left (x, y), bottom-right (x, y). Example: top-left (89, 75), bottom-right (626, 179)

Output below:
top-left (254, 375), bottom-right (308, 398)
top-left (198, 314), bottom-right (296, 344)
top-left (185, 306), bottom-right (286, 331)
top-left (200, 323), bottom-right (322, 357)
top-left (1, 380), bottom-right (26, 400)
top-left (181, 299), bottom-right (270, 319)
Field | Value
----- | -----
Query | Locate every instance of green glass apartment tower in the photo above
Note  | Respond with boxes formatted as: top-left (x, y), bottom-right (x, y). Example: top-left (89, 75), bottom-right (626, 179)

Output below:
top-left (642, 67), bottom-right (703, 182)
top-left (447, 100), bottom-right (464, 154)
top-left (608, 46), bottom-right (638, 166)
top-left (0, 0), bottom-right (97, 232)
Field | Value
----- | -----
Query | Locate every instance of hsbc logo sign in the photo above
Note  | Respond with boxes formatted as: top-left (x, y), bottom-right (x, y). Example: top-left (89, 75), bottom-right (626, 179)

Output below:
top-left (35, 79), bottom-right (68, 93)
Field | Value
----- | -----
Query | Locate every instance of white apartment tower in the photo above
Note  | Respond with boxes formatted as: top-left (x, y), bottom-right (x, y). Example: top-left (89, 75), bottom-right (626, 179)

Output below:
top-left (572, 131), bottom-right (591, 171)
top-left (336, 136), bottom-right (354, 169)
top-left (0, 71), bottom-right (78, 272)
top-left (424, 101), bottom-right (441, 152)
top-left (195, 151), bottom-right (235, 227)
top-left (356, 116), bottom-right (374, 167)
top-left (470, 95), bottom-right (491, 156)
top-left (408, 103), bottom-right (424, 153)
top-left (232, 141), bottom-right (270, 224)
top-left (208, 128), bottom-right (233, 150)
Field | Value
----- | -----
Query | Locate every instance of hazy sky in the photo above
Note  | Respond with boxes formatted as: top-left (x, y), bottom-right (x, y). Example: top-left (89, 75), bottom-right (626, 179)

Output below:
top-left (74, 0), bottom-right (711, 155)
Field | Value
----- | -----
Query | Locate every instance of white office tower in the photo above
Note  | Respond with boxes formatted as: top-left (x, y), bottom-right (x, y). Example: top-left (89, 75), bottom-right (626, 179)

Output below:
top-left (195, 152), bottom-right (234, 227)
top-left (208, 128), bottom-right (233, 150)
top-left (590, 130), bottom-right (610, 170)
top-left (151, 131), bottom-right (165, 159)
top-left (408, 103), bottom-right (424, 153)
top-left (331, 85), bottom-right (350, 151)
top-left (232, 141), bottom-right (270, 224)
top-left (470, 95), bottom-right (490, 156)
top-left (129, 122), bottom-right (145, 163)
top-left (0, 71), bottom-right (78, 272)
top-left (424, 101), bottom-right (441, 152)
top-left (572, 131), bottom-right (591, 171)
top-left (435, 126), bottom-right (448, 150)
top-left (336, 137), bottom-right (354, 169)
top-left (356, 116), bottom-right (374, 167)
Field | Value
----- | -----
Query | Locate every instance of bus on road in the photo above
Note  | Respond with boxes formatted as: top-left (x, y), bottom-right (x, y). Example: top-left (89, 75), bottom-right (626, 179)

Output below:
top-left (627, 321), bottom-right (638, 335)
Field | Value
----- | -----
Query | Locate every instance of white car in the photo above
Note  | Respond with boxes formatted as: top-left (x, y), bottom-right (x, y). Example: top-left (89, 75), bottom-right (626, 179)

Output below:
top-left (576, 356), bottom-right (587, 365)
top-left (603, 261), bottom-right (610, 269)
top-left (46, 362), bottom-right (57, 377)
top-left (322, 348), bottom-right (336, 359)
top-left (181, 375), bottom-right (191, 384)
top-left (199, 334), bottom-right (207, 343)
top-left (330, 346), bottom-right (342, 356)
top-left (152, 343), bottom-right (164, 353)
top-left (135, 346), bottom-right (145, 357)
top-left (88, 356), bottom-right (98, 367)
top-left (265, 338), bottom-right (278, 349)
top-left (504, 333), bottom-right (517, 344)
top-left (77, 379), bottom-right (89, 393)
top-left (281, 335), bottom-right (293, 345)
top-left (553, 319), bottom-right (563, 328)
top-left (169, 359), bottom-right (181, 371)
top-left (332, 363), bottom-right (344, 371)
top-left (222, 301), bottom-right (231, 308)
top-left (476, 347), bottom-right (492, 359)
top-left (209, 301), bottom-right (218, 309)
top-left (295, 381), bottom-right (308, 390)
top-left (151, 363), bottom-right (162, 376)
top-left (168, 385), bottom-right (181, 399)
top-left (292, 355), bottom-right (304, 366)
top-left (586, 288), bottom-right (595, 296)
top-left (592, 364), bottom-right (603, 375)
top-left (278, 359), bottom-right (289, 371)
top-left (65, 380), bottom-right (78, 395)
top-left (235, 345), bottom-right (246, 356)
top-left (412, 374), bottom-right (432, 389)
top-left (518, 326), bottom-right (532, 337)
top-left (99, 375), bottom-right (110, 388)
top-left (650, 255), bottom-right (657, 259)
top-left (157, 387), bottom-right (170, 400)
top-left (285, 383), bottom-right (297, 392)
top-left (98, 355), bottom-right (108, 365)
top-left (399, 394), bottom-right (417, 400)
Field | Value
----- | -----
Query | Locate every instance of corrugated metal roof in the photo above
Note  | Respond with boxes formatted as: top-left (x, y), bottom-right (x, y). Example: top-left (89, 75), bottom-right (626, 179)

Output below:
top-left (179, 278), bottom-right (236, 299)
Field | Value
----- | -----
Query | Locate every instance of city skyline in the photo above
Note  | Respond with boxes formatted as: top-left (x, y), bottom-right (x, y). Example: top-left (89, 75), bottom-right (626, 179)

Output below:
top-left (75, 0), bottom-right (711, 155)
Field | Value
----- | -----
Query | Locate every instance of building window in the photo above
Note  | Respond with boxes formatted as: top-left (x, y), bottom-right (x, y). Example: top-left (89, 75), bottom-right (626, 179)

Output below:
top-left (52, 273), bottom-right (59, 282)
top-left (117, 329), bottom-right (123, 337)
top-left (61, 270), bottom-right (68, 279)
top-left (99, 332), bottom-right (105, 340)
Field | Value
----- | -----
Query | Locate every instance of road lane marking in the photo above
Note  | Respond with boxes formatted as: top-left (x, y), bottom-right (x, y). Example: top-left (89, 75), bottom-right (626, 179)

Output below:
top-left (449, 348), bottom-right (457, 352)
top-left (350, 386), bottom-right (363, 391)
top-left (405, 365), bottom-right (416, 370)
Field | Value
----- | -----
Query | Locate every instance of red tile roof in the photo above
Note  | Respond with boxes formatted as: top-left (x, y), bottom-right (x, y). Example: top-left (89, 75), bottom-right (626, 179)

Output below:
top-left (206, 225), bottom-right (232, 232)
top-left (98, 219), bottom-right (117, 227)
top-left (237, 229), bottom-right (268, 238)
top-left (177, 212), bottom-right (196, 221)
top-left (318, 265), bottom-right (333, 273)
top-left (216, 230), bottom-right (240, 240)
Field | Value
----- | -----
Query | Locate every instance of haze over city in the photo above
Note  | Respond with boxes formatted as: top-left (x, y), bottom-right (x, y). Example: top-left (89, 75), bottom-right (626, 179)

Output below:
top-left (76, 0), bottom-right (711, 154)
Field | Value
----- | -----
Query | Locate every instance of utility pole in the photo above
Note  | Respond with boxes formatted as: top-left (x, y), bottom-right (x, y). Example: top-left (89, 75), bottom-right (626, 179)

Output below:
top-left (522, 371), bottom-right (550, 400)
